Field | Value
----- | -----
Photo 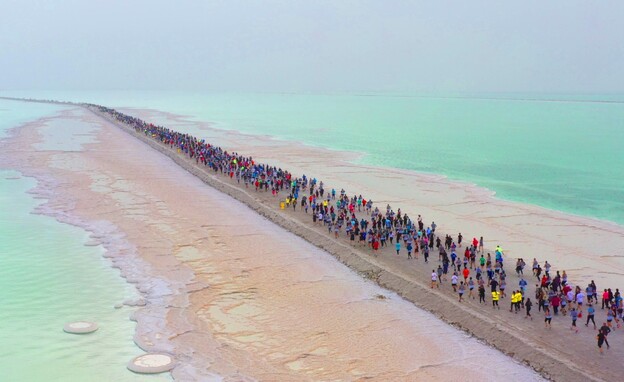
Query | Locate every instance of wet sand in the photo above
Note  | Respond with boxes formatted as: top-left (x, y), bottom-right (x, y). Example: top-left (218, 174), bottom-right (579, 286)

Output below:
top-left (106, 106), bottom-right (624, 381)
top-left (125, 107), bottom-right (624, 290)
top-left (2, 101), bottom-right (622, 381)
top-left (1, 105), bottom-right (546, 381)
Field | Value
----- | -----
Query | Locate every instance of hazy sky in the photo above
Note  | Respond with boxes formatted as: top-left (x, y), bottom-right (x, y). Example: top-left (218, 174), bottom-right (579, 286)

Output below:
top-left (1, 0), bottom-right (622, 93)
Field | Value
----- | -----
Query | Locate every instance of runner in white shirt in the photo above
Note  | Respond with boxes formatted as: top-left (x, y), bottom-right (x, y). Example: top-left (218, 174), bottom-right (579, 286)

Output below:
top-left (576, 291), bottom-right (585, 313)
top-left (451, 273), bottom-right (459, 292)
top-left (431, 270), bottom-right (439, 289)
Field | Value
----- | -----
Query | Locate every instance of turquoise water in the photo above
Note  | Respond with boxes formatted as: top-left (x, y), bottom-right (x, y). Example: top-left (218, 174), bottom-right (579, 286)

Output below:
top-left (0, 100), bottom-right (169, 381)
top-left (0, 100), bottom-right (63, 139)
top-left (3, 91), bottom-right (624, 225)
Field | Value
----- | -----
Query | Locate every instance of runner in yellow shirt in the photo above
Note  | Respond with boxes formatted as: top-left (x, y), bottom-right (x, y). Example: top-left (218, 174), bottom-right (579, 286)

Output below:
top-left (492, 291), bottom-right (500, 309)
top-left (510, 291), bottom-right (518, 312)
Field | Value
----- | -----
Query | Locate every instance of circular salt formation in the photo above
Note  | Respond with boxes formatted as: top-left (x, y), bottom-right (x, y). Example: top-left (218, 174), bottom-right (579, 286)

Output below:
top-left (63, 321), bottom-right (98, 334)
top-left (127, 353), bottom-right (175, 374)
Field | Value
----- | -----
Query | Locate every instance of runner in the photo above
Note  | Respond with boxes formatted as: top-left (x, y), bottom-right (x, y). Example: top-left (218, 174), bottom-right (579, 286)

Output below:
top-left (586, 304), bottom-right (596, 329)
top-left (570, 307), bottom-right (579, 333)
top-left (597, 330), bottom-right (606, 354)
top-left (599, 323), bottom-right (611, 349)
top-left (458, 282), bottom-right (465, 302)
top-left (451, 272), bottom-right (459, 292)
top-left (431, 270), bottom-right (438, 289)
top-left (544, 307), bottom-right (553, 329)
top-left (509, 290), bottom-right (517, 313)
top-left (492, 290), bottom-right (500, 309)
top-left (525, 298), bottom-right (533, 320)
top-left (436, 265), bottom-right (443, 285)
top-left (478, 284), bottom-right (486, 304)
top-left (468, 277), bottom-right (475, 300)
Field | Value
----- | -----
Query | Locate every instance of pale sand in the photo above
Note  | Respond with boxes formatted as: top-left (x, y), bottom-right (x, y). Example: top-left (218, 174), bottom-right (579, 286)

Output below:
top-left (0, 103), bottom-right (621, 381)
top-left (126, 107), bottom-right (624, 290)
top-left (2, 107), bottom-right (543, 381)
top-left (112, 107), bottom-right (624, 380)
top-left (2, 107), bottom-right (545, 381)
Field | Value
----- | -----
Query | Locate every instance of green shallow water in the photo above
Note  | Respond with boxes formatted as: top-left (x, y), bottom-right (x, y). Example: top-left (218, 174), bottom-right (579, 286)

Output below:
top-left (0, 100), bottom-right (63, 139)
top-left (0, 100), bottom-right (170, 381)
top-left (3, 91), bottom-right (624, 226)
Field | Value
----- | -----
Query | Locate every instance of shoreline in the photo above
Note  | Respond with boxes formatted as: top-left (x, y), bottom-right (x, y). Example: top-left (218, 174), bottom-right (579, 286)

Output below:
top-left (0, 108), bottom-right (214, 380)
top-left (2, 97), bottom-right (622, 380)
top-left (1, 104), bottom-right (543, 380)
top-left (120, 106), bottom-right (624, 290)
top-left (0, 109), bottom-right (179, 380)
top-left (121, 105), bottom-right (624, 234)
top-left (86, 105), bottom-right (619, 381)
top-left (5, 96), bottom-right (624, 231)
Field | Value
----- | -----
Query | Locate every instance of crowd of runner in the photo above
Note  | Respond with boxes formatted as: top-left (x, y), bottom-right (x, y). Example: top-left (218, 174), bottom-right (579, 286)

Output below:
top-left (94, 104), bottom-right (621, 354)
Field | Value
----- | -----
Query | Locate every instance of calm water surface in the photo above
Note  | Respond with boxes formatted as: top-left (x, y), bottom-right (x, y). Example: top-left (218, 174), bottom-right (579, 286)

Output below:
top-left (0, 99), bottom-right (170, 381)
top-left (6, 91), bottom-right (622, 225)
